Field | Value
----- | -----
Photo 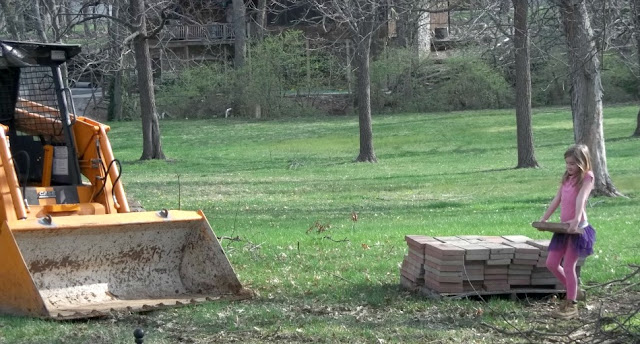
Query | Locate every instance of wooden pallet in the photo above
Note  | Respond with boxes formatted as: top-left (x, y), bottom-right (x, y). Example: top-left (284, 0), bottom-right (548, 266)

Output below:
top-left (401, 234), bottom-right (587, 298)
top-left (531, 221), bottom-right (584, 234)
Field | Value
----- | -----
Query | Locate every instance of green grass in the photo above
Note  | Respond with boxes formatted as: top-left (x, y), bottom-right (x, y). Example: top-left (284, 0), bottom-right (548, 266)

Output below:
top-left (1, 105), bottom-right (638, 343)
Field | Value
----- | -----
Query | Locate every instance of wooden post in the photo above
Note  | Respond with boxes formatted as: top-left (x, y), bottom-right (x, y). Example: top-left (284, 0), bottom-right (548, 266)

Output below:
top-left (255, 104), bottom-right (261, 119)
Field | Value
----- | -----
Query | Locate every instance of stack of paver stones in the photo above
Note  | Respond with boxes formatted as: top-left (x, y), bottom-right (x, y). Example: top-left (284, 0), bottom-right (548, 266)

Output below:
top-left (401, 235), bottom-right (585, 295)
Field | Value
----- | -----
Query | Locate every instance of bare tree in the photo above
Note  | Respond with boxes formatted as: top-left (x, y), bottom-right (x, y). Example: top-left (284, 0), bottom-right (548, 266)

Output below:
top-left (255, 0), bottom-right (267, 40)
top-left (0, 0), bottom-right (22, 40)
top-left (634, 0), bottom-right (640, 137)
top-left (449, 0), bottom-right (540, 167)
top-left (353, 18), bottom-right (377, 163)
top-left (42, 0), bottom-right (62, 41)
top-left (14, 0), bottom-right (26, 35)
top-left (0, 0), bottom-right (166, 158)
top-left (31, 0), bottom-right (48, 42)
top-left (581, 0), bottom-right (639, 137)
top-left (58, 0), bottom-right (167, 159)
top-left (306, 0), bottom-right (384, 162)
top-left (512, 0), bottom-right (539, 168)
top-left (82, 4), bottom-right (92, 36)
top-left (130, 0), bottom-right (165, 160)
top-left (109, 0), bottom-right (125, 121)
top-left (232, 0), bottom-right (247, 68)
top-left (556, 0), bottom-right (621, 196)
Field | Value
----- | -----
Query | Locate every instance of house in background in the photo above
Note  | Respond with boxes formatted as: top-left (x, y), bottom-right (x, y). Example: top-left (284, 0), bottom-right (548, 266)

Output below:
top-left (149, 0), bottom-right (235, 74)
top-left (429, 0), bottom-right (453, 51)
top-left (148, 0), bottom-right (458, 75)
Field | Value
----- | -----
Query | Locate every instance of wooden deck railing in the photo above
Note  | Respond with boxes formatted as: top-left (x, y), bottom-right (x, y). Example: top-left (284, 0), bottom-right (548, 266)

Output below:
top-left (160, 24), bottom-right (235, 41)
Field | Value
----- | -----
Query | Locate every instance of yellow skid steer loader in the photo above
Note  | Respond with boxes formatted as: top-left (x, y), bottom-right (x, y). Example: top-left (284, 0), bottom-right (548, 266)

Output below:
top-left (0, 40), bottom-right (249, 320)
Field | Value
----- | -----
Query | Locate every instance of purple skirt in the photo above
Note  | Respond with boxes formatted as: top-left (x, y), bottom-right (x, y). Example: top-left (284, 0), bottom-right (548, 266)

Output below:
top-left (548, 224), bottom-right (596, 257)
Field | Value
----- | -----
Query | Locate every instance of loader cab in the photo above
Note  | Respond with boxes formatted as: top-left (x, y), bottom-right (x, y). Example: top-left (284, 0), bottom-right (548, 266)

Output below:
top-left (0, 40), bottom-right (91, 211)
top-left (0, 41), bottom-right (82, 186)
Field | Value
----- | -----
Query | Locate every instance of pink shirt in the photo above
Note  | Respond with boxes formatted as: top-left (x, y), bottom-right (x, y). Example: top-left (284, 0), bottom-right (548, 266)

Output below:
top-left (560, 171), bottom-right (594, 222)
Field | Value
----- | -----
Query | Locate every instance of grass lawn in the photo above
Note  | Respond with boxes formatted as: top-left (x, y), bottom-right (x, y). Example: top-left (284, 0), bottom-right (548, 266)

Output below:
top-left (0, 105), bottom-right (638, 343)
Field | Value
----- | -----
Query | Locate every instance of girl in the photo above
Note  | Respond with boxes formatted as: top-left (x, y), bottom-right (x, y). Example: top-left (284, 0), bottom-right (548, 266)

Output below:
top-left (539, 144), bottom-right (596, 320)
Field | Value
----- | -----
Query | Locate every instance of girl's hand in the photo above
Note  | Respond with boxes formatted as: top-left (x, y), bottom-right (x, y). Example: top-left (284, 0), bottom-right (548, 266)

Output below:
top-left (536, 218), bottom-right (548, 231)
top-left (567, 219), bottom-right (579, 233)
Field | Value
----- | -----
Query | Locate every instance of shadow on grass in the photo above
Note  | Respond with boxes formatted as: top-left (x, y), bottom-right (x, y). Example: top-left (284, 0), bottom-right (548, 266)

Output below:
top-left (606, 135), bottom-right (640, 143)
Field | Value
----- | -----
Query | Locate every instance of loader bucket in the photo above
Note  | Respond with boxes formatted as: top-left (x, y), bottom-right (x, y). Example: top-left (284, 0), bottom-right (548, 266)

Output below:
top-left (0, 210), bottom-right (250, 320)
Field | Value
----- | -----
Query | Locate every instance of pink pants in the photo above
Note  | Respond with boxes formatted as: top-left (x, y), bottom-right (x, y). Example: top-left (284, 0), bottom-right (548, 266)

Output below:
top-left (546, 239), bottom-right (580, 301)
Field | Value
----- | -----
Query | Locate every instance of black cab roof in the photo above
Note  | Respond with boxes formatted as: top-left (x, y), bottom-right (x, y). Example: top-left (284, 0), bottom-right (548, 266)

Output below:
top-left (0, 40), bottom-right (81, 68)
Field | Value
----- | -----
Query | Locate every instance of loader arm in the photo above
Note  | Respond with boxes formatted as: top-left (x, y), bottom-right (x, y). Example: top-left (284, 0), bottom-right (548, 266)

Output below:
top-left (72, 117), bottom-right (129, 213)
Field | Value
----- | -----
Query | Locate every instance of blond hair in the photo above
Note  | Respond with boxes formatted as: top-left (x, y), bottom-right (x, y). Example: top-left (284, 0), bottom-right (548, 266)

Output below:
top-left (562, 144), bottom-right (592, 186)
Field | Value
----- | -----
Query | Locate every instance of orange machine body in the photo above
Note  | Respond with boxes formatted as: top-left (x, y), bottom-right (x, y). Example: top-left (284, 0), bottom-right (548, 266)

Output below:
top-left (0, 40), bottom-right (248, 320)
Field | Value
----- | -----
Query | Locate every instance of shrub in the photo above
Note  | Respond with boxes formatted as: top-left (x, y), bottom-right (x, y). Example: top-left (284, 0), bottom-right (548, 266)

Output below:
top-left (156, 64), bottom-right (232, 119)
top-left (530, 52), bottom-right (638, 106)
top-left (155, 31), bottom-right (346, 119)
top-left (431, 57), bottom-right (514, 111)
top-left (371, 51), bottom-right (513, 113)
top-left (370, 48), bottom-right (416, 111)
top-left (530, 56), bottom-right (571, 107)
top-left (107, 73), bottom-right (141, 121)
top-left (600, 54), bottom-right (638, 103)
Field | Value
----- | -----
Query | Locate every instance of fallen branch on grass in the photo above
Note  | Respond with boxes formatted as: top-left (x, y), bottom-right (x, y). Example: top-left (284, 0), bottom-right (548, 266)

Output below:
top-left (218, 235), bottom-right (243, 242)
top-left (217, 235), bottom-right (263, 254)
top-left (322, 236), bottom-right (350, 243)
top-left (585, 264), bottom-right (640, 290)
top-left (480, 322), bottom-right (569, 340)
top-left (483, 264), bottom-right (640, 343)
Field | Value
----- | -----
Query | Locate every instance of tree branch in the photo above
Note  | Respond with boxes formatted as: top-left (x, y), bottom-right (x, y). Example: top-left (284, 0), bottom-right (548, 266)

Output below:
top-left (586, 264), bottom-right (640, 290)
top-left (142, 4), bottom-right (173, 40)
top-left (71, 13), bottom-right (137, 32)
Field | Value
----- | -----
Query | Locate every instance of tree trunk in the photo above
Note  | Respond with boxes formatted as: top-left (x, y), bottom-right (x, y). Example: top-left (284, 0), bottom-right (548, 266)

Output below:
top-left (61, 0), bottom-right (71, 29)
top-left (112, 70), bottom-right (124, 121)
top-left (15, 2), bottom-right (26, 36)
top-left (558, 0), bottom-right (620, 196)
top-left (354, 36), bottom-right (377, 163)
top-left (82, 6), bottom-right (91, 36)
top-left (232, 0), bottom-right (246, 68)
top-left (43, 0), bottom-right (61, 41)
top-left (634, 0), bottom-right (640, 137)
top-left (256, 0), bottom-right (267, 40)
top-left (395, 9), bottom-right (415, 49)
top-left (131, 0), bottom-right (165, 160)
top-left (512, 0), bottom-right (538, 168)
top-left (634, 109), bottom-right (640, 137)
top-left (636, 114), bottom-right (640, 143)
top-left (0, 0), bottom-right (22, 40)
top-left (32, 0), bottom-right (48, 41)
top-left (109, 0), bottom-right (124, 121)
top-left (92, 5), bottom-right (98, 33)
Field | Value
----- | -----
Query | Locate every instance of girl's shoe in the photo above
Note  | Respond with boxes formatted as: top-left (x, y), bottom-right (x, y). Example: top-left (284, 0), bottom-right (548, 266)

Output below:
top-left (552, 300), bottom-right (578, 319)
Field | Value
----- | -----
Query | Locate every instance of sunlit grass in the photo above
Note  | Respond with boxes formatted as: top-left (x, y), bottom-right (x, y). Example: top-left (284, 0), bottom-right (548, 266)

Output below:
top-left (111, 104), bottom-right (637, 300)
top-left (0, 105), bottom-right (638, 343)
